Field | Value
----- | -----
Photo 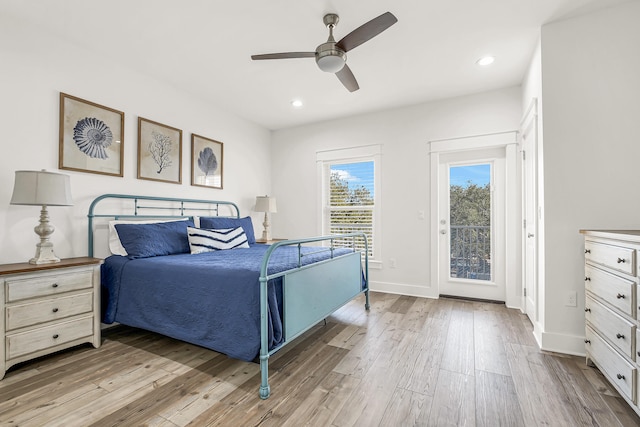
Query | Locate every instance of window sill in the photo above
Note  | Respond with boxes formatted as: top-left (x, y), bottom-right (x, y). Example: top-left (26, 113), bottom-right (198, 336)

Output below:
top-left (368, 260), bottom-right (382, 270)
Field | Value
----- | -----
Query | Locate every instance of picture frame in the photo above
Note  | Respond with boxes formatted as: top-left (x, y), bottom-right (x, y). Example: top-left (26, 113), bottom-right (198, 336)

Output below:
top-left (59, 93), bottom-right (124, 177)
top-left (137, 117), bottom-right (182, 184)
top-left (191, 133), bottom-right (223, 189)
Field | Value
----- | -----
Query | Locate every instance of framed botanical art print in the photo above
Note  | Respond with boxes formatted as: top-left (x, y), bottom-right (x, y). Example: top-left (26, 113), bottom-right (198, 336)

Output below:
top-left (59, 93), bottom-right (124, 176)
top-left (137, 117), bottom-right (182, 184)
top-left (191, 133), bottom-right (223, 189)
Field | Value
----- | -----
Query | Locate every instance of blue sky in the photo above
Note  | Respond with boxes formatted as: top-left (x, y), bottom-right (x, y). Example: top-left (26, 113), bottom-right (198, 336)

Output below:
top-left (331, 161), bottom-right (374, 194)
top-left (450, 164), bottom-right (490, 187)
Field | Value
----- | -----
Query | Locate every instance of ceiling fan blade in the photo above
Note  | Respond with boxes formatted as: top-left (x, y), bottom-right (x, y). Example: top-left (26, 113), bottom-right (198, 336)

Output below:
top-left (336, 64), bottom-right (359, 92)
top-left (251, 52), bottom-right (315, 60)
top-left (336, 12), bottom-right (398, 52)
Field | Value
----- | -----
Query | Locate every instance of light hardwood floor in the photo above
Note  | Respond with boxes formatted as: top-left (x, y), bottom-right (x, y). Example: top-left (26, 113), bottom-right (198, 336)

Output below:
top-left (2, 292), bottom-right (640, 426)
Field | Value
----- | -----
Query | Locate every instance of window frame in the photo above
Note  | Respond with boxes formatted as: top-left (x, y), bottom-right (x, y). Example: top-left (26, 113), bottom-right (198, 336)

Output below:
top-left (317, 145), bottom-right (382, 268)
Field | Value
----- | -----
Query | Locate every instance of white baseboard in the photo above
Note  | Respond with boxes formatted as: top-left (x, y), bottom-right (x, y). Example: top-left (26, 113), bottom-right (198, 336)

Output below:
top-left (369, 280), bottom-right (438, 299)
top-left (539, 330), bottom-right (586, 357)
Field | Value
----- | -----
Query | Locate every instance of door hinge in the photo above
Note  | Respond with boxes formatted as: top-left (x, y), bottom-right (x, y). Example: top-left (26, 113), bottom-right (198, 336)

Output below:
top-left (523, 219), bottom-right (527, 228)
top-left (524, 287), bottom-right (527, 297)
top-left (522, 150), bottom-right (526, 161)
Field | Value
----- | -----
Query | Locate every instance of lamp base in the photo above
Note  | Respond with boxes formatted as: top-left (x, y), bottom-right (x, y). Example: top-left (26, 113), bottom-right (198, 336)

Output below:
top-left (30, 241), bottom-right (61, 264)
top-left (29, 205), bottom-right (61, 264)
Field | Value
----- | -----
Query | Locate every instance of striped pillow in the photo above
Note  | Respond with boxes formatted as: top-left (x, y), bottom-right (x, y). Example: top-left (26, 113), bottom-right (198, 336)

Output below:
top-left (187, 226), bottom-right (250, 254)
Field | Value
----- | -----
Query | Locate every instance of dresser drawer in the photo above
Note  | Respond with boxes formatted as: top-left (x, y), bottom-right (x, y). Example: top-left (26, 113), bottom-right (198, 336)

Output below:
top-left (5, 292), bottom-right (93, 331)
top-left (585, 240), bottom-right (635, 276)
top-left (5, 270), bottom-right (93, 302)
top-left (586, 326), bottom-right (636, 402)
top-left (585, 296), bottom-right (636, 359)
top-left (585, 264), bottom-right (636, 317)
top-left (6, 315), bottom-right (94, 360)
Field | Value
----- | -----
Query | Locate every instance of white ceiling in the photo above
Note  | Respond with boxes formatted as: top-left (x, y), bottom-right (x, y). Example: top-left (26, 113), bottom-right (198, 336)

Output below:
top-left (2, 0), bottom-right (629, 130)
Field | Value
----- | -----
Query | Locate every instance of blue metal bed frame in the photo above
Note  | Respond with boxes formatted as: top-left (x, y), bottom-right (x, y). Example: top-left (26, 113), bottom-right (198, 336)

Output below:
top-left (87, 194), bottom-right (370, 399)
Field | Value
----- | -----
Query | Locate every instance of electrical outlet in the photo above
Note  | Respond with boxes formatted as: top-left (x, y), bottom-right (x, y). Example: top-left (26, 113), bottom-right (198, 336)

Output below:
top-left (566, 291), bottom-right (577, 307)
top-left (389, 258), bottom-right (397, 268)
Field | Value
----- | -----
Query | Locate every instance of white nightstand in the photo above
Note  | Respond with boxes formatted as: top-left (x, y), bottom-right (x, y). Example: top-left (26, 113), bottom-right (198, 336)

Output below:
top-left (0, 257), bottom-right (102, 379)
top-left (255, 238), bottom-right (287, 244)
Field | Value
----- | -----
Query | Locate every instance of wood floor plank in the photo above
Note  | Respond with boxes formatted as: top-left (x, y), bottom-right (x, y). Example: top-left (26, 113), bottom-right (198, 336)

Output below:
top-left (474, 310), bottom-right (511, 376)
top-left (379, 387), bottom-right (432, 426)
top-left (475, 370), bottom-right (525, 427)
top-left (427, 369), bottom-right (476, 427)
top-left (440, 303), bottom-right (475, 376)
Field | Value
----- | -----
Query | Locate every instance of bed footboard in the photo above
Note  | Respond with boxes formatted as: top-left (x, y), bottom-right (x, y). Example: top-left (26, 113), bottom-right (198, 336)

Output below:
top-left (258, 234), bottom-right (369, 399)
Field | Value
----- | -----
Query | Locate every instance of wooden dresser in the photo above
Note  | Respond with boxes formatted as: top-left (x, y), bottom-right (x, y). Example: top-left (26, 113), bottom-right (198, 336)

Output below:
top-left (0, 257), bottom-right (102, 379)
top-left (581, 230), bottom-right (640, 416)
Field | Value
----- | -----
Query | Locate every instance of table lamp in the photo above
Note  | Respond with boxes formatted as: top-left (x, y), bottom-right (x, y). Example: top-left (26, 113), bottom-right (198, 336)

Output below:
top-left (10, 170), bottom-right (73, 264)
top-left (255, 196), bottom-right (277, 242)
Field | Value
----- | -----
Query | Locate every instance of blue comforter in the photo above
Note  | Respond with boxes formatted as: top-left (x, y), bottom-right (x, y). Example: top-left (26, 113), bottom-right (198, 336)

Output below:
top-left (101, 244), bottom-right (353, 361)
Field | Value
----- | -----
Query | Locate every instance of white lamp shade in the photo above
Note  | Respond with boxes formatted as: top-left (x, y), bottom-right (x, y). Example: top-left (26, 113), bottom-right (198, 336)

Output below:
top-left (255, 196), bottom-right (277, 213)
top-left (10, 170), bottom-right (73, 206)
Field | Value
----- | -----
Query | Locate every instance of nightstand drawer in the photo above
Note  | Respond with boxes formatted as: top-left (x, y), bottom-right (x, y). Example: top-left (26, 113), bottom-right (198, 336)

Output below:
top-left (585, 296), bottom-right (636, 359)
top-left (6, 270), bottom-right (93, 302)
top-left (6, 292), bottom-right (93, 331)
top-left (6, 315), bottom-right (94, 360)
top-left (585, 240), bottom-right (635, 276)
top-left (585, 264), bottom-right (635, 317)
top-left (586, 325), bottom-right (636, 403)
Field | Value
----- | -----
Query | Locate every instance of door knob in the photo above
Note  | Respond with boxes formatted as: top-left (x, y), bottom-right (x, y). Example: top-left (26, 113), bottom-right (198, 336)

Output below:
top-left (527, 233), bottom-right (534, 238)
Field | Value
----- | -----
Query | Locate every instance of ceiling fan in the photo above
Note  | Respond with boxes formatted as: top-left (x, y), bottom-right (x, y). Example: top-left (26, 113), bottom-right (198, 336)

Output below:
top-left (251, 12), bottom-right (398, 92)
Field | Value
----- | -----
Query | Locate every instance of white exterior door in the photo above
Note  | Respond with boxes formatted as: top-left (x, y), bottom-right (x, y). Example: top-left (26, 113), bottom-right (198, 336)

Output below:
top-left (437, 148), bottom-right (506, 301)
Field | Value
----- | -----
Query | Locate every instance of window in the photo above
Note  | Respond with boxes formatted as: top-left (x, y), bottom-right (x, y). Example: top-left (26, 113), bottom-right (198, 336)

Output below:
top-left (317, 145), bottom-right (381, 262)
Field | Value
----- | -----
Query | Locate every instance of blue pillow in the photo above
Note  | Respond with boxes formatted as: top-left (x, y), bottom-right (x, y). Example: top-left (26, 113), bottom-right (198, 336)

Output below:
top-left (115, 219), bottom-right (194, 259)
top-left (199, 216), bottom-right (256, 244)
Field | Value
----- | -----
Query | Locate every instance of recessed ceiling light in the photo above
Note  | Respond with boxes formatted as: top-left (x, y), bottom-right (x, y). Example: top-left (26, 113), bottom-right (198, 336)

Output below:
top-left (291, 99), bottom-right (303, 108)
top-left (476, 56), bottom-right (495, 66)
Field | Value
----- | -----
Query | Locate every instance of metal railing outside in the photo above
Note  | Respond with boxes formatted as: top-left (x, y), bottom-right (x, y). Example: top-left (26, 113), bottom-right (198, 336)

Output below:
top-left (450, 225), bottom-right (491, 281)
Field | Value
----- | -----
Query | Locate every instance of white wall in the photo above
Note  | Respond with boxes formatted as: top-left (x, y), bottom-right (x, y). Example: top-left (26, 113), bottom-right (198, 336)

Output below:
top-left (272, 87), bottom-right (522, 298)
top-left (0, 16), bottom-right (271, 264)
top-left (538, 1), bottom-right (640, 355)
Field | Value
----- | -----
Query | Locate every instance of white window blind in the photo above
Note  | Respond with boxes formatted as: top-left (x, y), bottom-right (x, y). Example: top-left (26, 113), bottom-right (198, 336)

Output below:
top-left (326, 160), bottom-right (375, 257)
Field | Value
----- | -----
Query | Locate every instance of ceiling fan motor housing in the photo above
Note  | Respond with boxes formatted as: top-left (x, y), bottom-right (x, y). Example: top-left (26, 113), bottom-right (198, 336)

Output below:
top-left (316, 42), bottom-right (346, 73)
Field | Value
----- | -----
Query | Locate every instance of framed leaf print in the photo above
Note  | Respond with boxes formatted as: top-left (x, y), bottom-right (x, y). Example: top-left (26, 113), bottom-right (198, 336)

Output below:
top-left (137, 117), bottom-right (182, 184)
top-left (191, 134), bottom-right (223, 189)
top-left (59, 93), bottom-right (124, 176)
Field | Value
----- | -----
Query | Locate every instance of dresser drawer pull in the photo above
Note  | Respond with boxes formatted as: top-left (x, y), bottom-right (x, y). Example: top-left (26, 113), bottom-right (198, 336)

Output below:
top-left (52, 334), bottom-right (59, 339)
top-left (585, 249), bottom-right (591, 254)
top-left (52, 283), bottom-right (59, 288)
top-left (616, 293), bottom-right (626, 299)
top-left (585, 339), bottom-right (591, 344)
top-left (585, 277), bottom-right (591, 281)
top-left (52, 308), bottom-right (59, 313)
top-left (617, 374), bottom-right (626, 380)
top-left (616, 333), bottom-right (625, 339)
top-left (584, 308), bottom-right (591, 312)
top-left (617, 258), bottom-right (626, 264)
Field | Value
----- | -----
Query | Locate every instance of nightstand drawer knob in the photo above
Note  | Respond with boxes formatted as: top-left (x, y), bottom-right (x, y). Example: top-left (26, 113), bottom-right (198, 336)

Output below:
top-left (585, 277), bottom-right (591, 281)
top-left (616, 333), bottom-right (625, 339)
top-left (617, 258), bottom-right (625, 264)
top-left (52, 283), bottom-right (58, 288)
top-left (617, 374), bottom-right (625, 380)
top-left (616, 293), bottom-right (626, 299)
top-left (585, 249), bottom-right (591, 254)
top-left (585, 308), bottom-right (591, 312)
top-left (585, 339), bottom-right (591, 344)
top-left (52, 334), bottom-right (59, 339)
top-left (52, 308), bottom-right (59, 313)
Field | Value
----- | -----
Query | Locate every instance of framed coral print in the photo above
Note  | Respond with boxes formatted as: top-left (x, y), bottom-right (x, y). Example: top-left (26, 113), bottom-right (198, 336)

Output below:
top-left (191, 134), bottom-right (223, 189)
top-left (137, 117), bottom-right (182, 184)
top-left (59, 93), bottom-right (124, 176)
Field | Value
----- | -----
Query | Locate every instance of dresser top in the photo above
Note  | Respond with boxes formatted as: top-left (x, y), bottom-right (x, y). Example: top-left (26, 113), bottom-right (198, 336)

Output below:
top-left (0, 257), bottom-right (102, 276)
top-left (580, 230), bottom-right (640, 242)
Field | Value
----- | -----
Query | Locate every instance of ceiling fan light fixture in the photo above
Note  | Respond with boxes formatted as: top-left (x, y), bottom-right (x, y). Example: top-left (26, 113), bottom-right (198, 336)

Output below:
top-left (291, 99), bottom-right (303, 108)
top-left (317, 55), bottom-right (346, 73)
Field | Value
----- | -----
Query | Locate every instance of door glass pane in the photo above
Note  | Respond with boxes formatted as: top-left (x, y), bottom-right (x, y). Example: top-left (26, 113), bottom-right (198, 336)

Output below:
top-left (449, 164), bottom-right (491, 281)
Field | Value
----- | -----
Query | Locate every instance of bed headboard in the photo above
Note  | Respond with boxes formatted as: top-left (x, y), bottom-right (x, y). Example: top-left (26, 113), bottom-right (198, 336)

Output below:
top-left (87, 193), bottom-right (241, 257)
